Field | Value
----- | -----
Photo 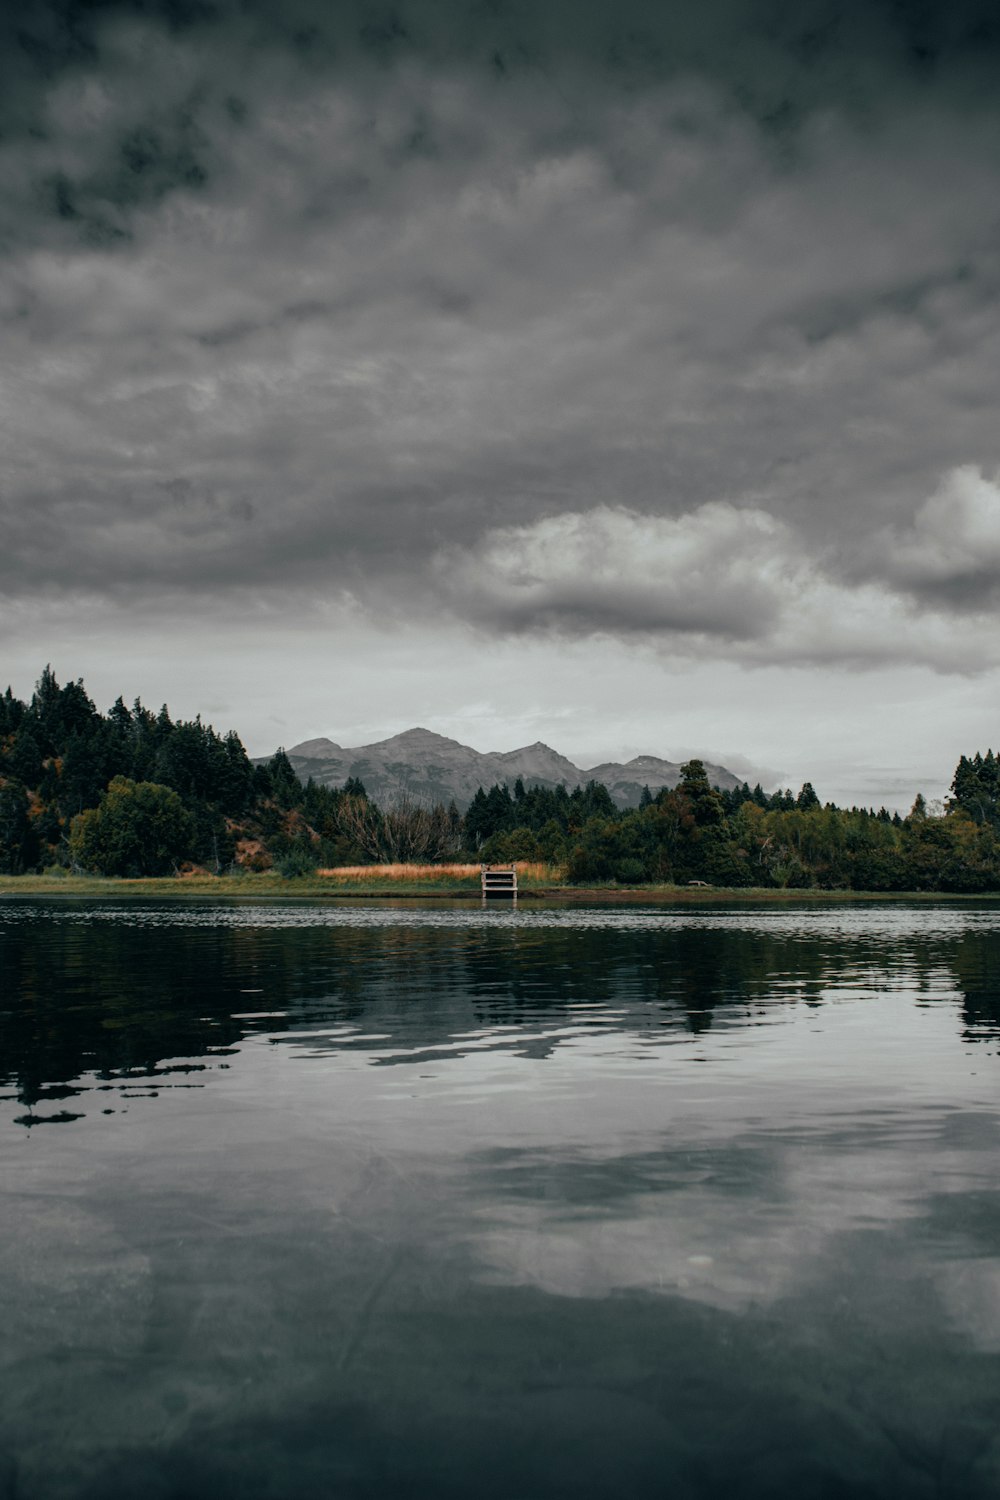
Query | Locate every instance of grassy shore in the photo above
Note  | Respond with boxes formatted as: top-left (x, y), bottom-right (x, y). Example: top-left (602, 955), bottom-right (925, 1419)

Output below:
top-left (2, 869), bottom-right (1000, 902)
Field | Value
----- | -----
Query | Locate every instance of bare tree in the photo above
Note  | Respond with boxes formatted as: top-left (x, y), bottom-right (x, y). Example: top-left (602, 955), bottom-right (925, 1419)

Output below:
top-left (335, 793), bottom-right (462, 863)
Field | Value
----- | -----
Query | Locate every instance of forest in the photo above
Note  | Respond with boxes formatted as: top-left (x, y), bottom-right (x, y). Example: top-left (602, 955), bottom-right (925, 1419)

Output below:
top-left (3, 668), bottom-right (1000, 891)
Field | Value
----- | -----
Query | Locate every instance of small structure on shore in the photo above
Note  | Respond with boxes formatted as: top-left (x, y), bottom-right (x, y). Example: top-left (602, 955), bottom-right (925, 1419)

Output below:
top-left (481, 864), bottom-right (517, 899)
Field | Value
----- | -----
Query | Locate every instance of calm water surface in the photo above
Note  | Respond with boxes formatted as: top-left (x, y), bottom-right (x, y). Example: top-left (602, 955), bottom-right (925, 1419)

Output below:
top-left (1, 898), bottom-right (999, 1498)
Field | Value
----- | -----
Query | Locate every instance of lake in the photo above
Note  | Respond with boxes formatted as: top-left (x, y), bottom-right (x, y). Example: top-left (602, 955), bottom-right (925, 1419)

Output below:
top-left (1, 897), bottom-right (999, 1498)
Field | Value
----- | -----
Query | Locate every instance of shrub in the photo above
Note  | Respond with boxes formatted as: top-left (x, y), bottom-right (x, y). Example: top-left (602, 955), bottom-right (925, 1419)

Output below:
top-left (276, 846), bottom-right (320, 878)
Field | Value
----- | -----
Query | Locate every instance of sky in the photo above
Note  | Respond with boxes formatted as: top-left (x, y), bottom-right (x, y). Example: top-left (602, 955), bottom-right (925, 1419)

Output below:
top-left (3, 0), bottom-right (1000, 808)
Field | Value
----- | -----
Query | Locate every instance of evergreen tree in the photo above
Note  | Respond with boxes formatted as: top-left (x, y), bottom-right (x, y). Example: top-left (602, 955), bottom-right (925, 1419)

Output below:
top-left (0, 782), bottom-right (39, 873)
top-left (0, 686), bottom-right (24, 736)
top-left (7, 723), bottom-right (44, 787)
top-left (267, 749), bottom-right (301, 809)
top-left (951, 751), bottom-right (1000, 825)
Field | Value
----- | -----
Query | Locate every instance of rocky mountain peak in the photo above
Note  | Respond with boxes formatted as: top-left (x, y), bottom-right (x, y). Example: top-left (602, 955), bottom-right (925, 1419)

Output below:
top-left (276, 727), bottom-right (742, 810)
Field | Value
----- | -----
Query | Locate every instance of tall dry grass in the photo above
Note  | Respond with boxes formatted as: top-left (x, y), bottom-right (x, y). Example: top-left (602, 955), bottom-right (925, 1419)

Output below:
top-left (317, 861), bottom-right (557, 882)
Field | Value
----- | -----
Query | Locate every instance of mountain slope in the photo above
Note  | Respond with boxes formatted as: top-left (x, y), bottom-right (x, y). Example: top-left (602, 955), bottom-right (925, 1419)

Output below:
top-left (279, 729), bottom-right (741, 810)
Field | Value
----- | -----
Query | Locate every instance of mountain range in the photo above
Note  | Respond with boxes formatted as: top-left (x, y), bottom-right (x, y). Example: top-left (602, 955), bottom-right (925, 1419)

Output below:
top-left (279, 728), bottom-right (741, 810)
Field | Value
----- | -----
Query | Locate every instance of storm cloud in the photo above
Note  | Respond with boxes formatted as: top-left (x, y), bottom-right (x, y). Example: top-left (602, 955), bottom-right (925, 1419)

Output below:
top-left (3, 0), bottom-right (1000, 683)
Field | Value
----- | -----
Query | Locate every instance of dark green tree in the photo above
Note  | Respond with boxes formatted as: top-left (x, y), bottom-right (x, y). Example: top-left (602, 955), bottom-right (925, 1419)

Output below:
top-left (69, 777), bottom-right (195, 876)
top-left (0, 782), bottom-right (39, 873)
top-left (266, 749), bottom-right (301, 809)
top-left (951, 751), bottom-right (1000, 826)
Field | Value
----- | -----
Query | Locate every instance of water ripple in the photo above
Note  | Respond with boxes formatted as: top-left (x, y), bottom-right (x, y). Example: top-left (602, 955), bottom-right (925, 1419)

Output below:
top-left (2, 897), bottom-right (1000, 942)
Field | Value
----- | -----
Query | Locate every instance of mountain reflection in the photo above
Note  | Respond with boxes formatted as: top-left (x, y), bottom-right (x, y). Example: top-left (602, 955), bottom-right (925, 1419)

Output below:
top-left (1, 899), bottom-right (999, 1120)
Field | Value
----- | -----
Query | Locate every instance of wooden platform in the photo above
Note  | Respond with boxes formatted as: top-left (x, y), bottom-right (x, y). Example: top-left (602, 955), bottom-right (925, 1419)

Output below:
top-left (481, 864), bottom-right (517, 898)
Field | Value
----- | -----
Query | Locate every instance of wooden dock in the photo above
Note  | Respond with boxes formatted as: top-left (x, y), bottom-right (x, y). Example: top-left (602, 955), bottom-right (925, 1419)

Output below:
top-left (481, 864), bottom-right (517, 899)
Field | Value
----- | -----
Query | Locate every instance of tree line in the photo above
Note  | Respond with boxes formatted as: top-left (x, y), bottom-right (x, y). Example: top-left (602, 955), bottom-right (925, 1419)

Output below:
top-left (0, 668), bottom-right (329, 876)
top-left (3, 668), bottom-right (1000, 889)
top-left (470, 760), bottom-right (1000, 890)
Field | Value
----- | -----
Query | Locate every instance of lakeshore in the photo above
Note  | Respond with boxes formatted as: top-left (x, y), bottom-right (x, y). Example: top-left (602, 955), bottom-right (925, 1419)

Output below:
top-left (4, 870), bottom-right (1000, 902)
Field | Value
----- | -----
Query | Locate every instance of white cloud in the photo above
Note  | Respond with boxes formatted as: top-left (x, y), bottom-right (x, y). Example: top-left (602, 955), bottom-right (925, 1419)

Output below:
top-left (436, 502), bottom-right (785, 637)
top-left (437, 499), bottom-right (1000, 671)
top-left (888, 464), bottom-right (1000, 593)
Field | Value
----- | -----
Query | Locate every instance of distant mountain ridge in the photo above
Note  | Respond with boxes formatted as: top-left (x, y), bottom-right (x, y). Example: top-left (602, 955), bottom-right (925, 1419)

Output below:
top-left (277, 727), bottom-right (741, 810)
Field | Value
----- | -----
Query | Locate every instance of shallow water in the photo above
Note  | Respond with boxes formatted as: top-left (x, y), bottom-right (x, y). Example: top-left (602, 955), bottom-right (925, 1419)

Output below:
top-left (1, 897), bottom-right (999, 1498)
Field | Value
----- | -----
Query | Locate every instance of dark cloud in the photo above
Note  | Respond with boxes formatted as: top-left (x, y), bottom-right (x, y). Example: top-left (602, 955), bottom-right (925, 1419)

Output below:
top-left (6, 1), bottom-right (1000, 110)
top-left (4, 0), bottom-right (1000, 249)
top-left (2, 1), bottom-right (1000, 672)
